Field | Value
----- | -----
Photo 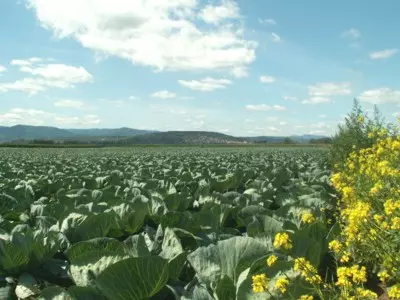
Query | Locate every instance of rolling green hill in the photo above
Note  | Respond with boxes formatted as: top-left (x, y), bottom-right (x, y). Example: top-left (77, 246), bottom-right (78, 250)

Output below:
top-left (0, 125), bottom-right (328, 145)
top-left (122, 131), bottom-right (247, 144)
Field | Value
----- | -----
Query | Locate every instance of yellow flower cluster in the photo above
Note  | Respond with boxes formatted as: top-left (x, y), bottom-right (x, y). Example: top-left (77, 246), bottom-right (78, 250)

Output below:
top-left (267, 254), bottom-right (278, 267)
top-left (252, 273), bottom-right (269, 293)
top-left (301, 211), bottom-right (315, 224)
top-left (388, 284), bottom-right (400, 299)
top-left (336, 265), bottom-right (367, 287)
top-left (341, 201), bottom-right (371, 242)
top-left (273, 232), bottom-right (292, 250)
top-left (294, 257), bottom-right (322, 285)
top-left (354, 288), bottom-right (377, 299)
top-left (274, 277), bottom-right (289, 294)
top-left (328, 239), bottom-right (343, 253)
top-left (331, 133), bottom-right (400, 297)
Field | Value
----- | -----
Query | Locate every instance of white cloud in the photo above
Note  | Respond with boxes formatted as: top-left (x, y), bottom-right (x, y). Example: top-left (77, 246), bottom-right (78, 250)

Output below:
top-left (178, 77), bottom-right (232, 91)
top-left (271, 32), bottom-right (281, 43)
top-left (0, 108), bottom-right (52, 126)
top-left (308, 82), bottom-right (352, 97)
top-left (10, 108), bottom-right (51, 116)
top-left (259, 18), bottom-right (276, 25)
top-left (199, 0), bottom-right (239, 24)
top-left (369, 49), bottom-right (398, 60)
top-left (245, 104), bottom-right (271, 111)
top-left (151, 90), bottom-right (176, 99)
top-left (260, 75), bottom-right (276, 83)
top-left (359, 87), bottom-right (400, 104)
top-left (0, 107), bottom-right (101, 127)
top-left (11, 57), bottom-right (43, 66)
top-left (0, 78), bottom-right (47, 94)
top-left (245, 104), bottom-right (286, 111)
top-left (341, 28), bottom-right (361, 39)
top-left (0, 113), bottom-right (23, 125)
top-left (268, 126), bottom-right (280, 132)
top-left (129, 96), bottom-right (139, 100)
top-left (301, 97), bottom-right (331, 105)
top-left (0, 65), bottom-right (6, 73)
top-left (0, 60), bottom-right (93, 95)
top-left (54, 100), bottom-right (88, 109)
top-left (283, 95), bottom-right (297, 101)
top-left (55, 114), bottom-right (101, 125)
top-left (273, 105), bottom-right (286, 111)
top-left (231, 66), bottom-right (249, 78)
top-left (20, 64), bottom-right (92, 83)
top-left (301, 82), bottom-right (351, 105)
top-left (27, 0), bottom-right (256, 73)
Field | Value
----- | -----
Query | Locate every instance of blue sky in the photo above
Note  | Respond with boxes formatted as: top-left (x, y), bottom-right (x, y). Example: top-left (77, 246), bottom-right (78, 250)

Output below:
top-left (0, 0), bottom-right (399, 136)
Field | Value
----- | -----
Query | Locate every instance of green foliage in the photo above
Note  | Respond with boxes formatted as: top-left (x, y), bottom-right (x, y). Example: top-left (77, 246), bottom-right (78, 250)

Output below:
top-left (283, 137), bottom-right (295, 144)
top-left (310, 137), bottom-right (332, 144)
top-left (330, 98), bottom-right (390, 169)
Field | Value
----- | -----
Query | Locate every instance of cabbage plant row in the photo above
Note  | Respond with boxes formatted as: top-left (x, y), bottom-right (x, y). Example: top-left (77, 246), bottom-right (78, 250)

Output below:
top-left (0, 147), bottom-right (336, 299)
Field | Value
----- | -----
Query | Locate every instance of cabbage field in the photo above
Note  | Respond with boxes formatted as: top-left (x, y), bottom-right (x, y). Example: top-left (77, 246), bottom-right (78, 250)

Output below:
top-left (0, 147), bottom-right (337, 300)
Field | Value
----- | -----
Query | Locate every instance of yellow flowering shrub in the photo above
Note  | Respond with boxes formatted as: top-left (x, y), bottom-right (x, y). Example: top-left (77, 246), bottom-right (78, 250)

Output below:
top-left (331, 132), bottom-right (400, 297)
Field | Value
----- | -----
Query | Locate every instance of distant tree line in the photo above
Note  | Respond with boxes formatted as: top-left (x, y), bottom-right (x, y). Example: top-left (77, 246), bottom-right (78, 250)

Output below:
top-left (309, 137), bottom-right (332, 144)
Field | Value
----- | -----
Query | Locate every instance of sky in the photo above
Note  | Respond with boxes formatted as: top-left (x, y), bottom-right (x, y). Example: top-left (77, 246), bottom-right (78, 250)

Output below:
top-left (0, 0), bottom-right (400, 137)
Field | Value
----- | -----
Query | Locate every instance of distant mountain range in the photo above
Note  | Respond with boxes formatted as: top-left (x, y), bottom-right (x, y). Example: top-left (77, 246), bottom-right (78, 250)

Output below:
top-left (0, 125), bottom-right (154, 142)
top-left (0, 125), bottom-right (329, 144)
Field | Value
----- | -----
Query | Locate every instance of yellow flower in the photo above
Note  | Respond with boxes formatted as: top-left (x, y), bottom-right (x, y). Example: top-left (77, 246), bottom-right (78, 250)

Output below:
top-left (252, 274), bottom-right (269, 293)
top-left (266, 255), bottom-right (278, 267)
top-left (336, 265), bottom-right (367, 287)
top-left (370, 182), bottom-right (383, 196)
top-left (328, 240), bottom-right (342, 253)
top-left (348, 161), bottom-right (355, 170)
top-left (355, 288), bottom-right (377, 299)
top-left (391, 217), bottom-right (400, 230)
top-left (342, 186), bottom-right (354, 198)
top-left (378, 270), bottom-right (390, 283)
top-left (298, 295), bottom-right (313, 300)
top-left (294, 257), bottom-right (322, 284)
top-left (274, 277), bottom-right (289, 294)
top-left (358, 115), bottom-right (364, 123)
top-left (350, 265), bottom-right (367, 284)
top-left (340, 252), bottom-right (351, 263)
top-left (273, 232), bottom-right (292, 250)
top-left (301, 211), bottom-right (315, 224)
top-left (388, 284), bottom-right (400, 299)
top-left (384, 199), bottom-right (400, 215)
top-left (373, 214), bottom-right (384, 223)
top-left (336, 267), bottom-right (352, 287)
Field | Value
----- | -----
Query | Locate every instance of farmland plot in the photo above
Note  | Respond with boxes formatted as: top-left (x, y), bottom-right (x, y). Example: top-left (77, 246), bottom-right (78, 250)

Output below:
top-left (0, 147), bottom-right (336, 299)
